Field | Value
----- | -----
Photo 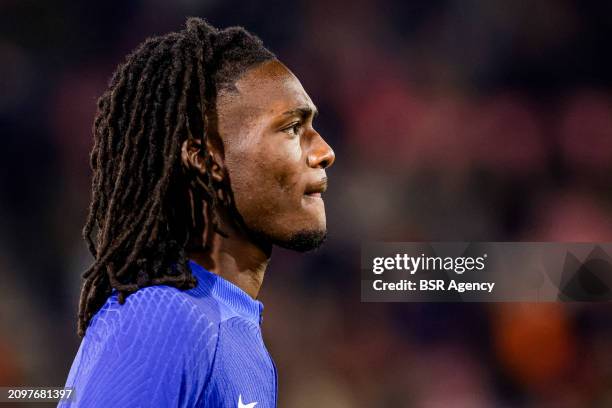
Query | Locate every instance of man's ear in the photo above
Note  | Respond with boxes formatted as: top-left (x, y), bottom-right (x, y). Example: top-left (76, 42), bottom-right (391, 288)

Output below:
top-left (180, 137), bottom-right (225, 183)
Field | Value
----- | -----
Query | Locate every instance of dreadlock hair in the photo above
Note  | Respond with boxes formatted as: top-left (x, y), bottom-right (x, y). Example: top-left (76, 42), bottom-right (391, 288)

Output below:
top-left (78, 17), bottom-right (275, 337)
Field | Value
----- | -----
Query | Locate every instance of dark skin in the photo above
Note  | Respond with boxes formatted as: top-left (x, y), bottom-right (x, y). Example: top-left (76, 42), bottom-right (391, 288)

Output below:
top-left (182, 60), bottom-right (335, 298)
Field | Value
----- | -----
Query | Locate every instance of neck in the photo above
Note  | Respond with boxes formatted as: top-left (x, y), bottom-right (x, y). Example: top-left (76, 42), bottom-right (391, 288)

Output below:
top-left (188, 222), bottom-right (271, 299)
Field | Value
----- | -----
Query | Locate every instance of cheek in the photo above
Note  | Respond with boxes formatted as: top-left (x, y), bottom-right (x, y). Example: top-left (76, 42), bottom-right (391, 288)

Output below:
top-left (226, 139), bottom-right (303, 221)
top-left (226, 139), bottom-right (327, 240)
top-left (270, 140), bottom-right (304, 198)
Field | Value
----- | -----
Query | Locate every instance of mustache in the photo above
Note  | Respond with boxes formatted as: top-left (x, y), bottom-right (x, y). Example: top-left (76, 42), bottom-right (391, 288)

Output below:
top-left (304, 177), bottom-right (328, 194)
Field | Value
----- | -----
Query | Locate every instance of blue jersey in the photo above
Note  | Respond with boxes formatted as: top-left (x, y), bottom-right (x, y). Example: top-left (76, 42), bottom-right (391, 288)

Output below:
top-left (60, 260), bottom-right (278, 407)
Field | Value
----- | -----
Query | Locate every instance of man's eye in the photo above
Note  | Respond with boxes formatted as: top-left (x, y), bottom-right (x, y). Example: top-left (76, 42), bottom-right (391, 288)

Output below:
top-left (284, 122), bottom-right (301, 136)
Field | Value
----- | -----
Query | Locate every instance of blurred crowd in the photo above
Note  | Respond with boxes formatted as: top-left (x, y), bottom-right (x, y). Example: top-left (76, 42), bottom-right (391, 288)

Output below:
top-left (2, 0), bottom-right (612, 406)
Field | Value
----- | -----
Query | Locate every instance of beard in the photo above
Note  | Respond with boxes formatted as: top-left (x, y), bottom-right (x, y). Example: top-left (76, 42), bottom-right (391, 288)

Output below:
top-left (241, 224), bottom-right (328, 253)
top-left (272, 229), bottom-right (327, 252)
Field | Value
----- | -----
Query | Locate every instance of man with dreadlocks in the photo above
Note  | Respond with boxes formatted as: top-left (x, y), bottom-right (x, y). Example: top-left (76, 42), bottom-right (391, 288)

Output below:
top-left (60, 17), bottom-right (334, 407)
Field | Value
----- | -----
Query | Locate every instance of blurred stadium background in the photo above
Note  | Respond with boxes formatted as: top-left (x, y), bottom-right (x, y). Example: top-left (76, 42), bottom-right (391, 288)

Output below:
top-left (2, 1), bottom-right (612, 407)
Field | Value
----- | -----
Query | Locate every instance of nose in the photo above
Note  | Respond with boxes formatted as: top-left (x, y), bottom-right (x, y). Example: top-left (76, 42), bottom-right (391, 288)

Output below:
top-left (307, 134), bottom-right (336, 169)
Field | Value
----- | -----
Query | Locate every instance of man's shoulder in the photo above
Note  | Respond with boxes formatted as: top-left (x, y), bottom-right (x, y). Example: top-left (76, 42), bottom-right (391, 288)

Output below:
top-left (67, 285), bottom-right (221, 406)
top-left (88, 283), bottom-right (222, 340)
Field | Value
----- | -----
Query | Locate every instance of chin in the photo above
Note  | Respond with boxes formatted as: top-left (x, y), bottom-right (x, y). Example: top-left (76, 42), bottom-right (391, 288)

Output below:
top-left (274, 229), bottom-right (327, 252)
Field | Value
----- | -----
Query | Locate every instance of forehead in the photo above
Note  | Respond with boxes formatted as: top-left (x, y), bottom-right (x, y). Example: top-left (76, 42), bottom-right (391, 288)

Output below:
top-left (217, 60), bottom-right (314, 127)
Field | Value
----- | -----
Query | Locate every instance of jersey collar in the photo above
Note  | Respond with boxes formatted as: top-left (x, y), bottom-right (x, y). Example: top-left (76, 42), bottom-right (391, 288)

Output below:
top-left (188, 260), bottom-right (264, 325)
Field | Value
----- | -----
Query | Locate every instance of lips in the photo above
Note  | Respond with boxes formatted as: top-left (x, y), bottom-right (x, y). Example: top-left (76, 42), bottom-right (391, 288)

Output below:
top-left (304, 177), bottom-right (328, 197)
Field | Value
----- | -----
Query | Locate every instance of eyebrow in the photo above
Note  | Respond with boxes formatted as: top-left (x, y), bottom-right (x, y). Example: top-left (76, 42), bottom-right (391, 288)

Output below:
top-left (281, 106), bottom-right (319, 119)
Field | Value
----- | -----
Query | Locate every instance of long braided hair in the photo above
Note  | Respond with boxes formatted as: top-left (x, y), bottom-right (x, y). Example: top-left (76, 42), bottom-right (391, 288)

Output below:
top-left (78, 17), bottom-right (275, 337)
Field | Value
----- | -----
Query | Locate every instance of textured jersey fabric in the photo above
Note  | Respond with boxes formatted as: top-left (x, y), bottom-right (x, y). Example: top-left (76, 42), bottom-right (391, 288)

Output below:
top-left (59, 260), bottom-right (278, 407)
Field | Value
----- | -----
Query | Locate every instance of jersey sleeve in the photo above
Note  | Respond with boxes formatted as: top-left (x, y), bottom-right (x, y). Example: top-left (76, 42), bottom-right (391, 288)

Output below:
top-left (60, 286), bottom-right (219, 407)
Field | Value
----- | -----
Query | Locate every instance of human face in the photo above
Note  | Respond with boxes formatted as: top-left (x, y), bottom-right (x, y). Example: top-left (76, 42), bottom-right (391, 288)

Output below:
top-left (216, 60), bottom-right (335, 251)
